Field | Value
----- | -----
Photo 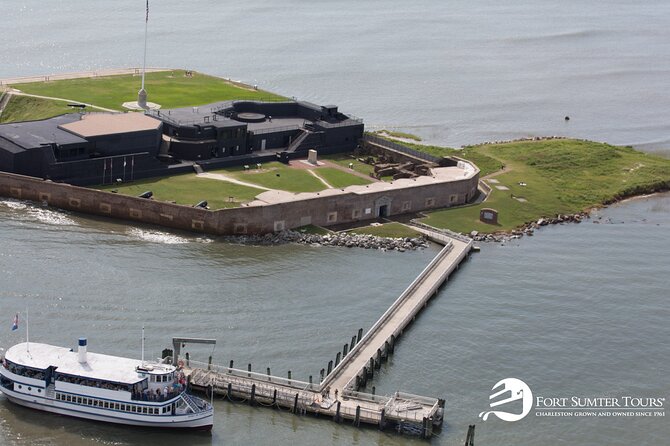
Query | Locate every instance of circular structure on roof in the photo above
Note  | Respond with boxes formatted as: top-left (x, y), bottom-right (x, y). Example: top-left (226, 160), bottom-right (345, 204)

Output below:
top-left (235, 112), bottom-right (266, 123)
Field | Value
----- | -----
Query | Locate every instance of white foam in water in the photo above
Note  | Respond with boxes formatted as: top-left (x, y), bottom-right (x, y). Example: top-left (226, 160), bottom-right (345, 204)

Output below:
top-left (128, 227), bottom-right (189, 244)
top-left (0, 199), bottom-right (28, 211)
top-left (1, 199), bottom-right (77, 226)
top-left (27, 207), bottom-right (77, 226)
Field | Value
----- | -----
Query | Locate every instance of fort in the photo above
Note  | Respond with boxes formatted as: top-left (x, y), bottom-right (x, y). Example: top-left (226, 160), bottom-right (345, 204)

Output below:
top-left (0, 70), bottom-right (481, 235)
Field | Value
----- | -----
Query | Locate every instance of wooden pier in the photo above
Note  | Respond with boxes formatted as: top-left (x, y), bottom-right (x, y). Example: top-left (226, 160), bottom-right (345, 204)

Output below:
top-left (183, 229), bottom-right (473, 438)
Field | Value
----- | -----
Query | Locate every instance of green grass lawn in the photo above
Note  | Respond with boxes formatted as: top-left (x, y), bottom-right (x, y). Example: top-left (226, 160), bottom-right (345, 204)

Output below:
top-left (214, 162), bottom-right (326, 193)
top-left (96, 173), bottom-right (261, 209)
top-left (0, 95), bottom-right (74, 123)
top-left (350, 222), bottom-right (421, 238)
top-left (10, 70), bottom-right (285, 112)
top-left (420, 139), bottom-right (670, 233)
top-left (321, 153), bottom-right (377, 178)
top-left (315, 167), bottom-right (373, 188)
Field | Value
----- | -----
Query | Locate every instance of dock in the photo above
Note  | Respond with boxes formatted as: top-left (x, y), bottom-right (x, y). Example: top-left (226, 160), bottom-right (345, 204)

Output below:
top-left (182, 228), bottom-right (473, 438)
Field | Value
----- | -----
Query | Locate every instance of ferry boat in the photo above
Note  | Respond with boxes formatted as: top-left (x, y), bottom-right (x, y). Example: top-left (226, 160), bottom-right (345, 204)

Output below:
top-left (0, 338), bottom-right (213, 429)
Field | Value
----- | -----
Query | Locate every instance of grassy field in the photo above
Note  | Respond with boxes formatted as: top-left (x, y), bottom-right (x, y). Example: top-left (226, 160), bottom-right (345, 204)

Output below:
top-left (214, 162), bottom-right (326, 193)
top-left (315, 167), bottom-right (373, 188)
top-left (420, 139), bottom-right (670, 233)
top-left (96, 173), bottom-right (261, 209)
top-left (0, 95), bottom-right (74, 123)
top-left (10, 70), bottom-right (285, 112)
top-left (350, 222), bottom-right (421, 238)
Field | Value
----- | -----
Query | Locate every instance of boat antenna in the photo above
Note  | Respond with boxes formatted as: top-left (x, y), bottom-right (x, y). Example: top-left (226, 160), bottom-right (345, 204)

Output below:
top-left (141, 326), bottom-right (145, 365)
top-left (26, 307), bottom-right (30, 354)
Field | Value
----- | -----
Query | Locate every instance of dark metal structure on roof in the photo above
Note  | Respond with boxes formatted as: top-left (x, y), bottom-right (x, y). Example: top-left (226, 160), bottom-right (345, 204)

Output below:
top-left (0, 100), bottom-right (363, 185)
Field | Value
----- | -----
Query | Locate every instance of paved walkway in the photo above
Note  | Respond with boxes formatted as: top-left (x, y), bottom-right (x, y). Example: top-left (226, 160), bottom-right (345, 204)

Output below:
top-left (306, 169), bottom-right (333, 188)
top-left (323, 235), bottom-right (472, 393)
top-left (196, 172), bottom-right (271, 191)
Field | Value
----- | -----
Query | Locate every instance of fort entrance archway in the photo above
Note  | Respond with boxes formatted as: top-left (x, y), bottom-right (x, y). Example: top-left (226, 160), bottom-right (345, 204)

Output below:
top-left (375, 196), bottom-right (392, 218)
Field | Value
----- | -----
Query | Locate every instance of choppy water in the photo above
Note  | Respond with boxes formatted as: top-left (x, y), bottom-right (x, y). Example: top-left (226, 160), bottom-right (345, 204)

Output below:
top-left (0, 1), bottom-right (669, 445)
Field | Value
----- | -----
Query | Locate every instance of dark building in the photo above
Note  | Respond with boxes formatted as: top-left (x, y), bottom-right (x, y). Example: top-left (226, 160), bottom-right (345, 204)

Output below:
top-left (150, 100), bottom-right (364, 165)
top-left (0, 100), bottom-right (363, 185)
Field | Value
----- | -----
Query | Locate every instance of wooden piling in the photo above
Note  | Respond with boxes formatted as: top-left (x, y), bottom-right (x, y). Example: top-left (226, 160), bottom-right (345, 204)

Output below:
top-left (350, 335), bottom-right (356, 351)
top-left (343, 343), bottom-right (348, 357)
top-left (357, 328), bottom-right (363, 343)
top-left (247, 363), bottom-right (251, 377)
top-left (208, 355), bottom-right (212, 371)
top-left (272, 389), bottom-right (277, 405)
top-left (293, 393), bottom-right (299, 413)
top-left (250, 384), bottom-right (256, 406)
top-left (327, 360), bottom-right (333, 375)
top-left (354, 405), bottom-right (361, 427)
top-left (227, 382), bottom-right (232, 398)
top-left (379, 408), bottom-right (386, 430)
top-left (334, 401), bottom-right (341, 423)
top-left (185, 352), bottom-right (190, 367)
top-left (267, 367), bottom-right (271, 381)
top-left (335, 352), bottom-right (341, 367)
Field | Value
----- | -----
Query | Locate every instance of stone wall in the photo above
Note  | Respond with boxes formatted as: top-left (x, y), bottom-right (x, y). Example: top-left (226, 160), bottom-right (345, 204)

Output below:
top-left (0, 167), bottom-right (479, 235)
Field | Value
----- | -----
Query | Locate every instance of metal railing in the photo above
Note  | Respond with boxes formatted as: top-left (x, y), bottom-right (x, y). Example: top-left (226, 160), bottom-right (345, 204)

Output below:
top-left (408, 221), bottom-right (473, 244)
top-left (363, 134), bottom-right (442, 164)
top-left (324, 241), bottom-right (453, 390)
top-left (187, 360), bottom-right (314, 392)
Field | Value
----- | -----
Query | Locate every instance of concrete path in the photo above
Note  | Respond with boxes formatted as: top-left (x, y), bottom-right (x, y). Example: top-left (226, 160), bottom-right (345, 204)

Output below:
top-left (306, 169), bottom-right (333, 188)
top-left (196, 172), bottom-right (271, 191)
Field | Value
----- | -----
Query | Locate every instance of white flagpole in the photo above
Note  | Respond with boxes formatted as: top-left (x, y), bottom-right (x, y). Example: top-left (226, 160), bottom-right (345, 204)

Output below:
top-left (141, 0), bottom-right (149, 91)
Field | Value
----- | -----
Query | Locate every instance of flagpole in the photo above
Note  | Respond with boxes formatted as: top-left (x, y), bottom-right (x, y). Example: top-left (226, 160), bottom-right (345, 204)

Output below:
top-left (141, 0), bottom-right (148, 91)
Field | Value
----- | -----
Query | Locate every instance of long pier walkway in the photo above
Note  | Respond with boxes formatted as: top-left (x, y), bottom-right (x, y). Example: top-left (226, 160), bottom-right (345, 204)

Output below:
top-left (184, 229), bottom-right (473, 437)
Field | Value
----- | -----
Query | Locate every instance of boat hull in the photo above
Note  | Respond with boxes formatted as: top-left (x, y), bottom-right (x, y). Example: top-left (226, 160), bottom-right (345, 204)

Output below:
top-left (0, 386), bottom-right (213, 430)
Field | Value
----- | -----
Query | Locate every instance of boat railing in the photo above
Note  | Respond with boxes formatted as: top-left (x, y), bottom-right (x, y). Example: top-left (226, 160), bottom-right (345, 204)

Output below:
top-left (132, 387), bottom-right (183, 403)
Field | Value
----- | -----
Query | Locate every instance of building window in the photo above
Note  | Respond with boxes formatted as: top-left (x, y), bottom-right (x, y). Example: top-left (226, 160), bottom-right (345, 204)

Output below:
top-left (425, 198), bottom-right (435, 207)
top-left (402, 201), bottom-right (411, 211)
top-left (364, 208), bottom-right (372, 215)
top-left (449, 194), bottom-right (458, 203)
top-left (352, 209), bottom-right (361, 219)
top-left (327, 212), bottom-right (337, 223)
top-left (274, 220), bottom-right (285, 232)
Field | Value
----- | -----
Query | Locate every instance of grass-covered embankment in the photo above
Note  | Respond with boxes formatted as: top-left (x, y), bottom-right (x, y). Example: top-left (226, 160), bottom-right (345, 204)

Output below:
top-left (0, 95), bottom-right (74, 123)
top-left (415, 139), bottom-right (670, 234)
top-left (9, 70), bottom-right (284, 113)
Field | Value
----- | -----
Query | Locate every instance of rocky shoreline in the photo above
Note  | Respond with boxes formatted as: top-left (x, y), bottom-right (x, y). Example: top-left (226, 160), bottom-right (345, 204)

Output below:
top-left (224, 230), bottom-right (429, 251)
top-left (468, 212), bottom-right (590, 243)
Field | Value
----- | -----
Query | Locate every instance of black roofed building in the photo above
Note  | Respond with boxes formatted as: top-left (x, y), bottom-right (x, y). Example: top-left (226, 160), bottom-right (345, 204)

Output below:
top-left (0, 100), bottom-right (364, 185)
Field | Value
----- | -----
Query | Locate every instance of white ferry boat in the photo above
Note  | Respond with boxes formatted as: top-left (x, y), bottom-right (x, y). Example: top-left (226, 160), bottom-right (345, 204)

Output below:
top-left (0, 338), bottom-right (213, 429)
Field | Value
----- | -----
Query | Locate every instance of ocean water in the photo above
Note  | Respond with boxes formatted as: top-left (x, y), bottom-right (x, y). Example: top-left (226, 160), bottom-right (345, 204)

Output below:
top-left (0, 1), bottom-right (668, 445)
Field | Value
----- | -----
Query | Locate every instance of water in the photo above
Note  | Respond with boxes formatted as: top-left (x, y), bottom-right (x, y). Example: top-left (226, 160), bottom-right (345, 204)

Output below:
top-left (0, 1), bottom-right (669, 445)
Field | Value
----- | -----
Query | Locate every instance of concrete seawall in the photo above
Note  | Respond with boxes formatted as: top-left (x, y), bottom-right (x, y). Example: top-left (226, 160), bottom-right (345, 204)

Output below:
top-left (0, 164), bottom-right (479, 235)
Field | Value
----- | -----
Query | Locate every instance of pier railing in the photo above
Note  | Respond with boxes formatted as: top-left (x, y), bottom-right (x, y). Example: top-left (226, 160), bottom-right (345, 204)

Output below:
top-left (187, 360), bottom-right (314, 392)
top-left (323, 241), bottom-right (454, 390)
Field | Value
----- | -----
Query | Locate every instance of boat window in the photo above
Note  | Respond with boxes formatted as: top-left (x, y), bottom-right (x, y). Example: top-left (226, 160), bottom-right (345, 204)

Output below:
top-left (104, 402), bottom-right (109, 408)
top-left (77, 397), bottom-right (82, 404)
top-left (17, 385), bottom-right (22, 389)
top-left (142, 407), bottom-right (148, 414)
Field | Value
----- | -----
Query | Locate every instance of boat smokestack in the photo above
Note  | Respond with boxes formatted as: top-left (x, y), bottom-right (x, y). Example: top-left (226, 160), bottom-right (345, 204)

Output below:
top-left (78, 338), bottom-right (88, 363)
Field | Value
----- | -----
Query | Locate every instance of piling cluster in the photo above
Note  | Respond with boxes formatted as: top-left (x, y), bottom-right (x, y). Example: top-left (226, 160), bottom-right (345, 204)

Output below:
top-left (225, 230), bottom-right (428, 251)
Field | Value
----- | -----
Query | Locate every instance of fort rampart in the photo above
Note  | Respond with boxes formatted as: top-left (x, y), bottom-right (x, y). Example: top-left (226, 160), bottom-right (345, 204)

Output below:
top-left (0, 164), bottom-right (479, 235)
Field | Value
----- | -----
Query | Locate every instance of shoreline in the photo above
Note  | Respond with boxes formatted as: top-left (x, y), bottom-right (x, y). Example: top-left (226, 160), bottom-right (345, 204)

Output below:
top-left (467, 188), bottom-right (669, 243)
